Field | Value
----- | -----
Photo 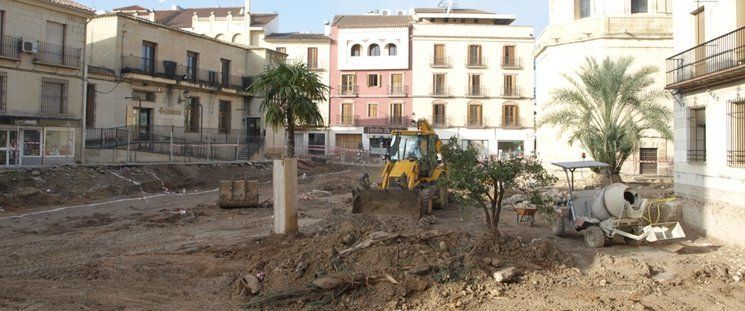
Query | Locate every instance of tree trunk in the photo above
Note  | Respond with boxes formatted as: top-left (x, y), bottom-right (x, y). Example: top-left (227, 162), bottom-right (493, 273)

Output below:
top-left (286, 110), bottom-right (295, 158)
top-left (492, 187), bottom-right (505, 230)
top-left (481, 202), bottom-right (492, 229)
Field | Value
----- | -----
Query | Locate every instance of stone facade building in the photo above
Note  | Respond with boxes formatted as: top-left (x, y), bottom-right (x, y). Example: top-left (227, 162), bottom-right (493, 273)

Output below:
top-left (0, 0), bottom-right (93, 166)
top-left (667, 0), bottom-right (745, 245)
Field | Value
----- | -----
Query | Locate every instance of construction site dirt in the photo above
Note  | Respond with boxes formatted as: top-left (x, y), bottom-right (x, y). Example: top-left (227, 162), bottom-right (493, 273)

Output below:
top-left (0, 162), bottom-right (743, 310)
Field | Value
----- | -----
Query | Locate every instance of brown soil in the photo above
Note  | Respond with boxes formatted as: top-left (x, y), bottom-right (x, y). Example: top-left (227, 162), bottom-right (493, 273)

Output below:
top-left (0, 163), bottom-right (742, 310)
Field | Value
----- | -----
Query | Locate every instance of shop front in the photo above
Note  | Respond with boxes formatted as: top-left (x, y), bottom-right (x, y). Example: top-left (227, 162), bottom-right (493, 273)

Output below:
top-left (0, 117), bottom-right (78, 166)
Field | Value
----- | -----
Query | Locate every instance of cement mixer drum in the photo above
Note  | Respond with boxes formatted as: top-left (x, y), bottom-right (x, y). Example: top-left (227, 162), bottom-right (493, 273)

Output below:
top-left (591, 183), bottom-right (645, 221)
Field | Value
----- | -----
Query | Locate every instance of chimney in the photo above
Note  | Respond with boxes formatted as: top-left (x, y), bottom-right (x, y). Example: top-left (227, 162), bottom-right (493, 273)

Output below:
top-left (323, 21), bottom-right (331, 36)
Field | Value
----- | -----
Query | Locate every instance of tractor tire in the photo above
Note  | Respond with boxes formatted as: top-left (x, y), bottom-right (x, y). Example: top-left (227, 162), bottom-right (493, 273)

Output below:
top-left (584, 226), bottom-right (606, 248)
top-left (435, 185), bottom-right (449, 210)
top-left (420, 188), bottom-right (434, 216)
top-left (551, 217), bottom-right (566, 236)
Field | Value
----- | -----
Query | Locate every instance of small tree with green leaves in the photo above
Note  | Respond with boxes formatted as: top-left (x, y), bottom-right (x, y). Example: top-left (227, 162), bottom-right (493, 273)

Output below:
top-left (440, 138), bottom-right (556, 237)
top-left (248, 62), bottom-right (328, 158)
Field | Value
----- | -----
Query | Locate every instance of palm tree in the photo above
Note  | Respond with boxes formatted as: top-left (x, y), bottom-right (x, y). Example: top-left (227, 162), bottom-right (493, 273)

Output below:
top-left (541, 57), bottom-right (672, 177)
top-left (249, 62), bottom-right (327, 158)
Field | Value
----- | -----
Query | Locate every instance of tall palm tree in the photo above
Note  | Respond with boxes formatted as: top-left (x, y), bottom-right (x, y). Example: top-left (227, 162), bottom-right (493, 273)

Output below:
top-left (249, 62), bottom-right (327, 158)
top-left (541, 57), bottom-right (672, 176)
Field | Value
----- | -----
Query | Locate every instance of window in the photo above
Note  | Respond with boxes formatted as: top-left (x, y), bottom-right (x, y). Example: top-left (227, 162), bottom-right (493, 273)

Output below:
top-left (219, 101), bottom-right (231, 134)
top-left (44, 21), bottom-right (65, 64)
top-left (728, 100), bottom-right (745, 167)
top-left (221, 59), bottom-right (231, 86)
top-left (503, 46), bottom-right (516, 67)
top-left (341, 103), bottom-right (354, 125)
top-left (45, 129), bottom-right (74, 156)
top-left (467, 104), bottom-right (483, 127)
top-left (688, 107), bottom-right (706, 162)
top-left (576, 0), bottom-right (591, 19)
top-left (368, 103), bottom-right (378, 118)
top-left (341, 74), bottom-right (356, 95)
top-left (639, 148), bottom-right (658, 174)
top-left (41, 79), bottom-right (68, 116)
top-left (308, 133), bottom-right (326, 155)
top-left (186, 51), bottom-right (199, 81)
top-left (0, 10), bottom-right (5, 40)
top-left (432, 103), bottom-right (446, 126)
top-left (185, 97), bottom-right (200, 133)
top-left (467, 45), bottom-right (482, 67)
top-left (276, 47), bottom-right (286, 53)
top-left (433, 44), bottom-right (446, 65)
top-left (386, 43), bottom-right (397, 56)
top-left (468, 74), bottom-right (482, 96)
top-left (132, 90), bottom-right (156, 102)
top-left (0, 72), bottom-right (5, 113)
top-left (631, 0), bottom-right (648, 13)
top-left (141, 41), bottom-right (156, 73)
top-left (307, 47), bottom-right (318, 69)
top-left (23, 130), bottom-right (40, 156)
top-left (390, 73), bottom-right (404, 95)
top-left (504, 75), bottom-right (517, 97)
top-left (86, 84), bottom-right (95, 128)
top-left (367, 74), bottom-right (381, 88)
top-left (433, 73), bottom-right (446, 95)
top-left (368, 44), bottom-right (381, 56)
top-left (351, 44), bottom-right (361, 57)
top-left (502, 104), bottom-right (520, 127)
top-left (390, 103), bottom-right (403, 125)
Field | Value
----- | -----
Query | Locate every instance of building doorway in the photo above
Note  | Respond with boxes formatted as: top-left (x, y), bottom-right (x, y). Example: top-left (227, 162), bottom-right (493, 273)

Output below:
top-left (0, 129), bottom-right (19, 166)
top-left (134, 107), bottom-right (152, 140)
top-left (639, 148), bottom-right (658, 175)
top-left (335, 134), bottom-right (362, 150)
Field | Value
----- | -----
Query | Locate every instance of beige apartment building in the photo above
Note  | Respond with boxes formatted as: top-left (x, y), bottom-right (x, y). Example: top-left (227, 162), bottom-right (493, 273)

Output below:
top-left (667, 0), bottom-right (745, 245)
top-left (411, 8), bottom-right (535, 157)
top-left (85, 13), bottom-right (285, 160)
top-left (0, 0), bottom-right (93, 166)
top-left (535, 0), bottom-right (674, 175)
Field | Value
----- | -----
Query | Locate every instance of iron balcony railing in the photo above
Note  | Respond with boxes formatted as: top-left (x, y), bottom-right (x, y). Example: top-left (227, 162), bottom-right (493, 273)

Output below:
top-left (431, 115), bottom-right (454, 128)
top-left (501, 87), bottom-right (522, 98)
top-left (666, 26), bottom-right (745, 87)
top-left (121, 56), bottom-right (253, 91)
top-left (430, 85), bottom-right (451, 97)
top-left (466, 56), bottom-right (487, 69)
top-left (387, 85), bottom-right (408, 96)
top-left (431, 56), bottom-right (452, 68)
top-left (337, 115), bottom-right (357, 126)
top-left (502, 57), bottom-right (523, 69)
top-left (0, 35), bottom-right (20, 59)
top-left (35, 41), bottom-right (81, 67)
top-left (337, 84), bottom-right (358, 96)
top-left (466, 86), bottom-right (487, 98)
top-left (687, 149), bottom-right (707, 163)
top-left (466, 116), bottom-right (485, 128)
top-left (387, 116), bottom-right (410, 126)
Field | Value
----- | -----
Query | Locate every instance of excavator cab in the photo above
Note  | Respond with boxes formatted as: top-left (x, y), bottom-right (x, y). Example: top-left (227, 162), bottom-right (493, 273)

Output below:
top-left (352, 120), bottom-right (448, 218)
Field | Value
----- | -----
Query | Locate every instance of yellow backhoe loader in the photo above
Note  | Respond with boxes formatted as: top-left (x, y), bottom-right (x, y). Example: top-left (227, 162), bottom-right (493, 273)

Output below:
top-left (352, 119), bottom-right (448, 217)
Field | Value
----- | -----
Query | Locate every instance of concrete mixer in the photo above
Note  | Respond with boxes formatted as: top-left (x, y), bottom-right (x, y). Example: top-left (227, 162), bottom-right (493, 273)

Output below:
top-left (550, 161), bottom-right (685, 248)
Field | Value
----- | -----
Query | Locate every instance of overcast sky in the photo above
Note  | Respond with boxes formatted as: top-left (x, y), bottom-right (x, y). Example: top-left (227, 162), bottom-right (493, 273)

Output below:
top-left (84, 0), bottom-right (550, 35)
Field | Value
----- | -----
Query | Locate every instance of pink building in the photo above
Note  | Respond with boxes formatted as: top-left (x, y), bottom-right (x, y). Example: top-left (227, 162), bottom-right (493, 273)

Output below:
top-left (329, 14), bottom-right (413, 152)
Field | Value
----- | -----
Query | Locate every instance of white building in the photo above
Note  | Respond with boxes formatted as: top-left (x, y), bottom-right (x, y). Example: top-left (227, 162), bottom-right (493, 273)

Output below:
top-left (667, 0), bottom-right (745, 245)
top-left (535, 0), bottom-right (674, 175)
top-left (411, 8), bottom-right (536, 158)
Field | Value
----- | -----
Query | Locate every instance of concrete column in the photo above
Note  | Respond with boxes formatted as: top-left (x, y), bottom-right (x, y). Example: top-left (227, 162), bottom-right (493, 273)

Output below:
top-left (273, 158), bottom-right (298, 234)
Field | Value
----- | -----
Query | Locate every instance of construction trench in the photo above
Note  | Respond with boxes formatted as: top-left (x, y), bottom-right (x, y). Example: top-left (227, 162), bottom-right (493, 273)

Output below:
top-left (0, 162), bottom-right (743, 310)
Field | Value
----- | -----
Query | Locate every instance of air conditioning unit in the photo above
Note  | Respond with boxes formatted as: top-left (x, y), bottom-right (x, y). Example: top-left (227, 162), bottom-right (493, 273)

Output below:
top-left (21, 40), bottom-right (38, 54)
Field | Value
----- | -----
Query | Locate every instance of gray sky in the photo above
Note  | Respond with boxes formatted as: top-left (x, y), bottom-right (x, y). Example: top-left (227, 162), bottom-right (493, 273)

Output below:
top-left (86, 0), bottom-right (550, 35)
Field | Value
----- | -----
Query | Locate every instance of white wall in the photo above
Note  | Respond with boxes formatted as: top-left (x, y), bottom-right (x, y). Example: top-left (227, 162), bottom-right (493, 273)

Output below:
top-left (337, 27), bottom-right (410, 70)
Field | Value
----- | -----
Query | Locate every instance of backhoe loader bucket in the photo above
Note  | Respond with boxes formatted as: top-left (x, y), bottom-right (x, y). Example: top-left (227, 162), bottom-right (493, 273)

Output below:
top-left (352, 189), bottom-right (423, 218)
top-left (643, 222), bottom-right (686, 242)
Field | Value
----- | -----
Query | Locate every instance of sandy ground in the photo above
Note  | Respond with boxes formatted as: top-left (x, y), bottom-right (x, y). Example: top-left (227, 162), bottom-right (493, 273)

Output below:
top-left (0, 163), bottom-right (743, 310)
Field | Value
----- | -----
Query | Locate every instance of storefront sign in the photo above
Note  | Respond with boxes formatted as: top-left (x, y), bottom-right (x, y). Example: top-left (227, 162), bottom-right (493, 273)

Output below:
top-left (159, 107), bottom-right (182, 115)
top-left (14, 119), bottom-right (38, 126)
top-left (363, 127), bottom-right (405, 135)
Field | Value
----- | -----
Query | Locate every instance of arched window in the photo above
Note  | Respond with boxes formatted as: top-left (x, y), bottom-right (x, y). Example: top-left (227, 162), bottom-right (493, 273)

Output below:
top-left (215, 33), bottom-right (225, 41)
top-left (502, 103), bottom-right (520, 127)
top-left (368, 44), bottom-right (381, 56)
top-left (232, 33), bottom-right (244, 44)
top-left (351, 44), bottom-right (361, 57)
top-left (386, 43), bottom-right (397, 56)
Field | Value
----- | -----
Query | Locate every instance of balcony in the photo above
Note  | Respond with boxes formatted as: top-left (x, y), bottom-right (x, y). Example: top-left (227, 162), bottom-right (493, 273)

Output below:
top-left (120, 56), bottom-right (252, 91)
top-left (502, 57), bottom-right (523, 69)
top-left (502, 117), bottom-right (522, 129)
top-left (666, 26), bottom-right (745, 90)
top-left (430, 86), bottom-right (451, 97)
top-left (465, 116), bottom-right (488, 128)
top-left (387, 116), bottom-right (410, 127)
top-left (431, 56), bottom-right (452, 68)
top-left (466, 57), bottom-right (487, 69)
top-left (34, 41), bottom-right (81, 68)
top-left (431, 115), bottom-right (454, 128)
top-left (501, 87), bottom-right (522, 98)
top-left (307, 60), bottom-right (327, 71)
top-left (466, 86), bottom-right (488, 98)
top-left (337, 115), bottom-right (357, 126)
top-left (387, 85), bottom-right (408, 96)
top-left (337, 84), bottom-right (358, 97)
top-left (0, 35), bottom-right (20, 59)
